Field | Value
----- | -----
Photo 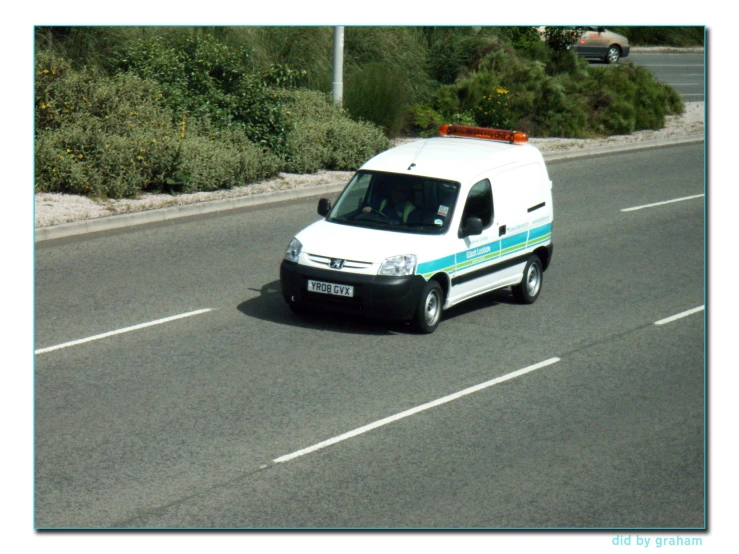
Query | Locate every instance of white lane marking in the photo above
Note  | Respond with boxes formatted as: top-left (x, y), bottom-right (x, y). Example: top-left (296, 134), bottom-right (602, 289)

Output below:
top-left (655, 306), bottom-right (704, 326)
top-left (273, 357), bottom-right (561, 464)
top-left (621, 194), bottom-right (704, 212)
top-left (35, 309), bottom-right (213, 355)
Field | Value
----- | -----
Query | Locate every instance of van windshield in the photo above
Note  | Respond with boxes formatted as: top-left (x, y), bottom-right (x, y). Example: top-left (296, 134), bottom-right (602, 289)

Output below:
top-left (327, 171), bottom-right (460, 235)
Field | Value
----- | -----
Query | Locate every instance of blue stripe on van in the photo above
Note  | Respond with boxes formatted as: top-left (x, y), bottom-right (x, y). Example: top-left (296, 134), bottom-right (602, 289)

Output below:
top-left (527, 222), bottom-right (552, 241)
top-left (501, 231), bottom-right (528, 252)
top-left (417, 221), bottom-right (551, 279)
top-left (417, 254), bottom-right (456, 275)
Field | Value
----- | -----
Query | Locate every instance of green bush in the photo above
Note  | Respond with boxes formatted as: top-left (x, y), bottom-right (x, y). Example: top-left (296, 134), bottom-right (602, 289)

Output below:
top-left (344, 62), bottom-right (412, 137)
top-left (36, 124), bottom-right (173, 198)
top-left (173, 132), bottom-right (280, 193)
top-left (596, 100), bottom-right (637, 135)
top-left (406, 104), bottom-right (445, 137)
top-left (35, 51), bottom-right (281, 198)
top-left (340, 28), bottom-right (434, 136)
top-left (35, 52), bottom-right (179, 197)
top-left (590, 63), bottom-right (684, 135)
top-left (542, 27), bottom-right (581, 53)
top-left (324, 116), bottom-right (391, 170)
top-left (113, 32), bottom-right (288, 153)
top-left (345, 27), bottom-right (430, 97)
top-left (517, 74), bottom-right (590, 137)
top-left (277, 90), bottom-right (389, 173)
top-left (475, 86), bottom-right (513, 129)
top-left (409, 43), bottom-right (682, 138)
top-left (35, 26), bottom-right (690, 200)
top-left (35, 27), bottom-right (141, 72)
top-left (263, 63), bottom-right (309, 89)
top-left (421, 27), bottom-right (500, 85)
top-left (496, 27), bottom-right (545, 56)
top-left (242, 27), bottom-right (334, 91)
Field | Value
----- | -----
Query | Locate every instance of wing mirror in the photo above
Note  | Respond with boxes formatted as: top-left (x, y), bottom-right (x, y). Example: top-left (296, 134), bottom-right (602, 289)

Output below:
top-left (317, 198), bottom-right (332, 217)
top-left (460, 216), bottom-right (483, 238)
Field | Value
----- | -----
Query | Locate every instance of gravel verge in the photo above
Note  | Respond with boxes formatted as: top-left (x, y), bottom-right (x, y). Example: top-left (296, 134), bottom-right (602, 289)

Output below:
top-left (35, 102), bottom-right (704, 228)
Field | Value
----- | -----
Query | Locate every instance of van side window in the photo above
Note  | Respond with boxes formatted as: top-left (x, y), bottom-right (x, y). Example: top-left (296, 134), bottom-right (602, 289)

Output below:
top-left (460, 179), bottom-right (493, 229)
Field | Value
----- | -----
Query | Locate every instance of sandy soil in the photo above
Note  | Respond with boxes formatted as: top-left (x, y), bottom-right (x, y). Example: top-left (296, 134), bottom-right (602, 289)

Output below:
top-left (35, 102), bottom-right (704, 228)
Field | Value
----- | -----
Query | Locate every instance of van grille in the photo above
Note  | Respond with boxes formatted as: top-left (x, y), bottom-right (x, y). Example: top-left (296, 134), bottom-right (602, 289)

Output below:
top-left (306, 254), bottom-right (373, 270)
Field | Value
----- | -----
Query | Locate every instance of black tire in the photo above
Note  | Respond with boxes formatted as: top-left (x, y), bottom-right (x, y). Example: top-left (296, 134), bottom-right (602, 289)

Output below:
top-left (412, 280), bottom-right (444, 334)
top-left (605, 45), bottom-right (621, 64)
top-left (512, 255), bottom-right (543, 304)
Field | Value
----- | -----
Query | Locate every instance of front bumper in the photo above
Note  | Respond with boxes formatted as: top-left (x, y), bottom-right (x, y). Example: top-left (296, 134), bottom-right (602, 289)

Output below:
top-left (280, 260), bottom-right (427, 320)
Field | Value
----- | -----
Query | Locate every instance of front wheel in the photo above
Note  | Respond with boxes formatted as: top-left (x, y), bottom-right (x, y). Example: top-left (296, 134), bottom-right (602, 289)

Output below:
top-left (512, 255), bottom-right (543, 304)
top-left (412, 280), bottom-right (443, 334)
top-left (286, 296), bottom-right (312, 317)
top-left (605, 45), bottom-right (621, 64)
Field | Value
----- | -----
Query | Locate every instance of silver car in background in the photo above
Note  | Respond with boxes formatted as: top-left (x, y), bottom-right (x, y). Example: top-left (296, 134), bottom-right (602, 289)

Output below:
top-left (572, 26), bottom-right (630, 64)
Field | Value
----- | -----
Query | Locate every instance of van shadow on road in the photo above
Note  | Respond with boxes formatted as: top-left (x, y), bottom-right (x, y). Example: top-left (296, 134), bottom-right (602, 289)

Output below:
top-left (237, 281), bottom-right (410, 336)
top-left (238, 280), bottom-right (519, 335)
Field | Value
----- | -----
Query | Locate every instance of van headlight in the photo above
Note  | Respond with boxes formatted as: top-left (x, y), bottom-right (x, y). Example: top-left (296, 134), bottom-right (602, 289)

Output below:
top-left (284, 238), bottom-right (302, 262)
top-left (378, 254), bottom-right (417, 276)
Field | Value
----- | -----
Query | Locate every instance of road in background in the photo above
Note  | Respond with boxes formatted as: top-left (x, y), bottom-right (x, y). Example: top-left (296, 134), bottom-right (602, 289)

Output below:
top-left (627, 51), bottom-right (705, 103)
top-left (587, 50), bottom-right (704, 103)
top-left (35, 144), bottom-right (705, 528)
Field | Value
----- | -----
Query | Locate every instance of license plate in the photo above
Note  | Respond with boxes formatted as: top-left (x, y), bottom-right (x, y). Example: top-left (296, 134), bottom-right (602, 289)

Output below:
top-left (307, 280), bottom-right (354, 297)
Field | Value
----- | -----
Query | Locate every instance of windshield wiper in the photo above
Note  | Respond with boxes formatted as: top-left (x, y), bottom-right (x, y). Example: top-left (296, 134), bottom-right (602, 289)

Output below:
top-left (330, 218), bottom-right (392, 229)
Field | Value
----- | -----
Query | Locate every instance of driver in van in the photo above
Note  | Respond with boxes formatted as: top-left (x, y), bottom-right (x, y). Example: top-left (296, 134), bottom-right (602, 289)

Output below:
top-left (363, 181), bottom-right (421, 224)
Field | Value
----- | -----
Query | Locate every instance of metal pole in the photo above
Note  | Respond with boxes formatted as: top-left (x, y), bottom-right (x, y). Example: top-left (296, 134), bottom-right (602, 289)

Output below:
top-left (332, 26), bottom-right (344, 107)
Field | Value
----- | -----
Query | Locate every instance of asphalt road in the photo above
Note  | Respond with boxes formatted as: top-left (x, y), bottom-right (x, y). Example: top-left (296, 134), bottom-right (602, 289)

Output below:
top-left (623, 51), bottom-right (705, 103)
top-left (35, 143), bottom-right (705, 529)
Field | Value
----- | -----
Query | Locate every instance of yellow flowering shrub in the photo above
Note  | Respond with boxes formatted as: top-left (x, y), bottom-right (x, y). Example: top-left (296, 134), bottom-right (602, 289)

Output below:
top-left (35, 52), bottom-right (280, 197)
top-left (476, 87), bottom-right (513, 129)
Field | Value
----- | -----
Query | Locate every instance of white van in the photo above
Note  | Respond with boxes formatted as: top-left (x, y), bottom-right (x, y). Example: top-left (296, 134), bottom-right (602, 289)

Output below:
top-left (280, 124), bottom-right (554, 333)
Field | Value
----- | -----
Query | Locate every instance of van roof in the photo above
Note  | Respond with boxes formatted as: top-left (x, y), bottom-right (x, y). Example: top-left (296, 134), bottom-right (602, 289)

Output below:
top-left (361, 136), bottom-right (544, 184)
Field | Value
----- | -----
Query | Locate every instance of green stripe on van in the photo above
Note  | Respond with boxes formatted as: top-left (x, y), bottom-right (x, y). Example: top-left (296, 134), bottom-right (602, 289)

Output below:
top-left (416, 221), bottom-right (551, 280)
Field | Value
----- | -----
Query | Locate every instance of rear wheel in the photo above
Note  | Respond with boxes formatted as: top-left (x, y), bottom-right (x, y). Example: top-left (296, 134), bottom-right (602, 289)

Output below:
top-left (412, 280), bottom-right (443, 334)
top-left (512, 255), bottom-right (543, 304)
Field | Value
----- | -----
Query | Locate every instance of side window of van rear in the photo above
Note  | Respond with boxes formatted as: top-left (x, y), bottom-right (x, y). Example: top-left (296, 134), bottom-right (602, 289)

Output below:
top-left (460, 179), bottom-right (493, 229)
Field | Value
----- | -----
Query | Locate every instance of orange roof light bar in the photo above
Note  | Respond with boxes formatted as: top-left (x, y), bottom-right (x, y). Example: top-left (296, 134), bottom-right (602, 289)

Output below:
top-left (438, 124), bottom-right (528, 144)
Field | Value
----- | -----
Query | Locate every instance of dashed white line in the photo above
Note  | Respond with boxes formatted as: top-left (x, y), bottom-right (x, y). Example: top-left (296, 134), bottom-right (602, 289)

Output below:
top-left (273, 357), bottom-right (561, 464)
top-left (621, 194), bottom-right (704, 212)
top-left (35, 308), bottom-right (213, 355)
top-left (655, 306), bottom-right (704, 326)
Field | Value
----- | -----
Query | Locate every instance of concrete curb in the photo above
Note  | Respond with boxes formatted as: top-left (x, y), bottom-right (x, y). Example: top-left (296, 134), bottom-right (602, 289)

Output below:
top-left (35, 183), bottom-right (348, 242)
top-left (542, 134), bottom-right (704, 162)
top-left (35, 135), bottom-right (704, 242)
top-left (630, 46), bottom-right (704, 53)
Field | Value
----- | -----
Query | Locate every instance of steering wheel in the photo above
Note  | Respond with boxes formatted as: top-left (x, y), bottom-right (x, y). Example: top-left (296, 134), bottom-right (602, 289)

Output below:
top-left (355, 207), bottom-right (390, 221)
